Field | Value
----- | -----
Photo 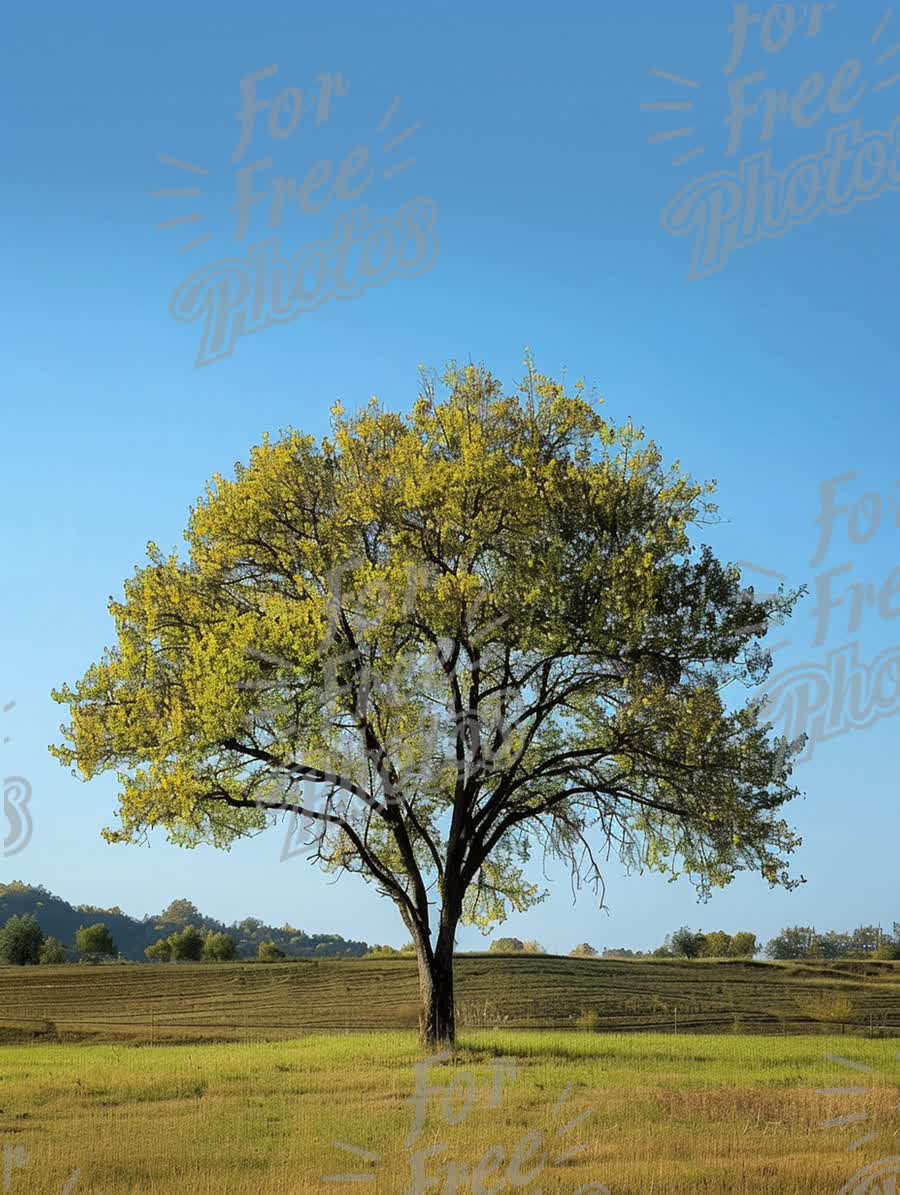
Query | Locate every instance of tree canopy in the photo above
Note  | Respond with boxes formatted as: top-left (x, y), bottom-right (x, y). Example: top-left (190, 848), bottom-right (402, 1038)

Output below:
top-left (75, 922), bottom-right (116, 960)
top-left (0, 914), bottom-right (44, 965)
top-left (52, 361), bottom-right (804, 1042)
top-left (168, 925), bottom-right (204, 961)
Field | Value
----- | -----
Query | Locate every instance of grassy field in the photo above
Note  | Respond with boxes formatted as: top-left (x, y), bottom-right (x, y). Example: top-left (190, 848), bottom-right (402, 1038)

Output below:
top-left (0, 955), bottom-right (897, 1043)
top-left (1, 958), bottom-right (896, 1191)
top-left (0, 1032), bottom-right (897, 1193)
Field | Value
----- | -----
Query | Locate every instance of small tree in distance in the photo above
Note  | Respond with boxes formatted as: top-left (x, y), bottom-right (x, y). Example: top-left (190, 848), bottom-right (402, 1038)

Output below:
top-left (75, 923), bottom-right (115, 962)
top-left (701, 930), bottom-right (732, 958)
top-left (168, 926), bottom-right (204, 961)
top-left (570, 943), bottom-right (599, 958)
top-left (0, 915), bottom-right (44, 965)
top-left (766, 926), bottom-right (819, 960)
top-left (258, 940), bottom-right (285, 962)
top-left (39, 937), bottom-right (67, 964)
top-left (202, 932), bottom-right (237, 962)
top-left (489, 938), bottom-right (525, 954)
top-left (158, 898), bottom-right (202, 927)
top-left (670, 927), bottom-right (705, 959)
top-left (729, 931), bottom-right (758, 958)
top-left (145, 937), bottom-right (173, 962)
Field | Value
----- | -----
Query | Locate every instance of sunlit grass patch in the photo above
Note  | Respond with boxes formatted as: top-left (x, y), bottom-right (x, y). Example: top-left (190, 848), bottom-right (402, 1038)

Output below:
top-left (0, 1031), bottom-right (896, 1192)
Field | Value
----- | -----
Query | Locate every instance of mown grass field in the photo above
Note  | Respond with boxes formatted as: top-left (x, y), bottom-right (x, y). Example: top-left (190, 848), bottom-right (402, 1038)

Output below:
top-left (0, 1032), bottom-right (897, 1193)
top-left (1, 959), bottom-right (897, 1191)
top-left (0, 955), bottom-right (897, 1043)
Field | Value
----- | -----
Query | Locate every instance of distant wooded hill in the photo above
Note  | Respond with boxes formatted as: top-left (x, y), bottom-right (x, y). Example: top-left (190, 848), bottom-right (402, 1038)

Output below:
top-left (0, 882), bottom-right (369, 960)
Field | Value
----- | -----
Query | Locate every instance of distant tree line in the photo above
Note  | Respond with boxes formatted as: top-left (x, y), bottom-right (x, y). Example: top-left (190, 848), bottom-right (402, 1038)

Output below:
top-left (0, 913), bottom-right (294, 967)
top-left (0, 883), bottom-right (369, 962)
top-left (485, 923), bottom-right (900, 961)
top-left (142, 926), bottom-right (295, 963)
top-left (764, 923), bottom-right (900, 961)
top-left (145, 926), bottom-right (235, 962)
top-left (653, 928), bottom-right (760, 959)
top-left (480, 931), bottom-right (760, 959)
top-left (4, 882), bottom-right (897, 967)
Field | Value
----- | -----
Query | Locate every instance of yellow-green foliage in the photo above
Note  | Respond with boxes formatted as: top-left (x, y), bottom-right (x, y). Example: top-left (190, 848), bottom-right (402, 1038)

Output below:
top-left (52, 361), bottom-right (805, 952)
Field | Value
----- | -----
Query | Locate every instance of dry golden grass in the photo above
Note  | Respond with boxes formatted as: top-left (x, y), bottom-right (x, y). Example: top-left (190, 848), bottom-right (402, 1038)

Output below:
top-left (0, 1032), bottom-right (896, 1193)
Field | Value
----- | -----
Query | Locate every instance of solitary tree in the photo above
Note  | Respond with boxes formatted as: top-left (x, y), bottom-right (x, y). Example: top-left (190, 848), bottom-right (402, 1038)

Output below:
top-left (51, 363), bottom-right (804, 1046)
top-left (75, 922), bottom-right (115, 961)
top-left (489, 937), bottom-right (526, 954)
top-left (0, 914), bottom-right (44, 965)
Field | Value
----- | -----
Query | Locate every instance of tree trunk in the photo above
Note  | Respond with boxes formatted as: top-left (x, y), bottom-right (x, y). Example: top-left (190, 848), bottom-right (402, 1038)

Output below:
top-left (415, 925), bottom-right (456, 1048)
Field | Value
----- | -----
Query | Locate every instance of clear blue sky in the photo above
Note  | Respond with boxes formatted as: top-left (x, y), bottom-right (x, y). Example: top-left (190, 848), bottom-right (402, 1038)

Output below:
top-left (3, 1), bottom-right (898, 952)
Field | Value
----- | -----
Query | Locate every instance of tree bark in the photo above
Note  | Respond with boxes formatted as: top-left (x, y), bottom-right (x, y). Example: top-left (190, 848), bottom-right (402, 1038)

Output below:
top-left (415, 923), bottom-right (456, 1047)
